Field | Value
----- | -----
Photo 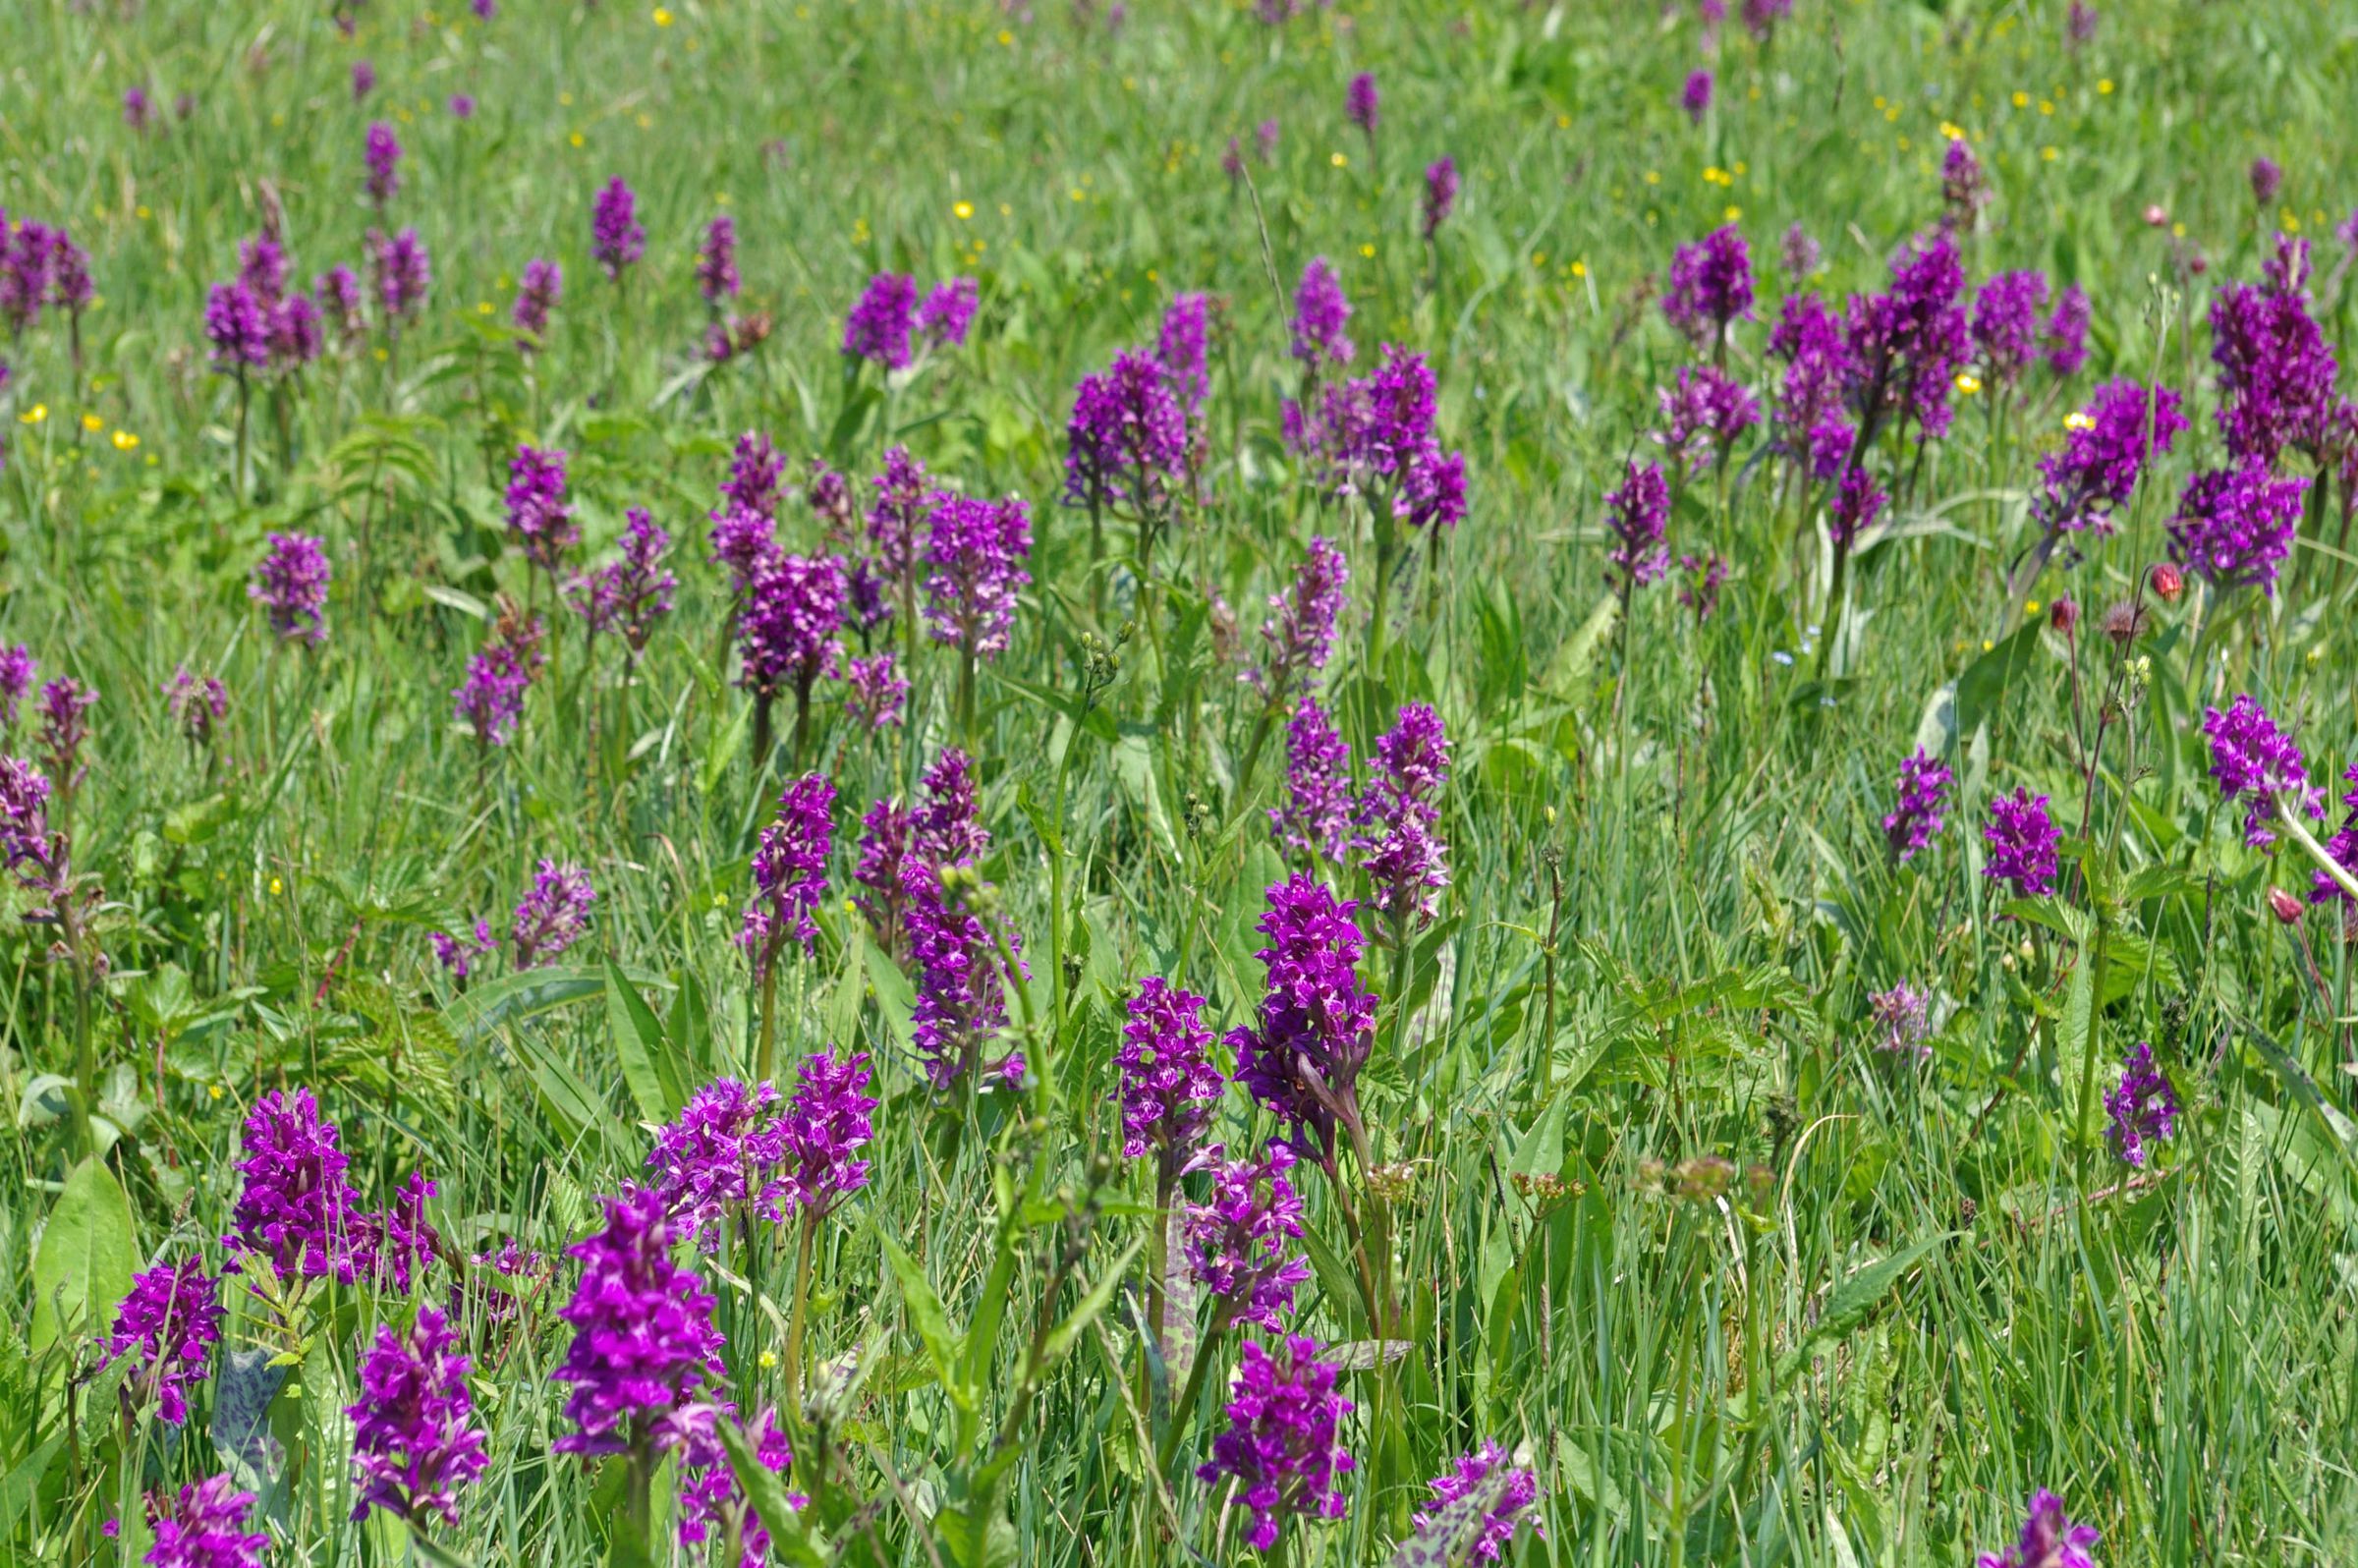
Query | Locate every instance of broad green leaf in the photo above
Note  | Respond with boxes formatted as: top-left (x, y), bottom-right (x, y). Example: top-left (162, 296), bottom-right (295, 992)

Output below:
top-left (446, 965), bottom-right (608, 1047)
top-left (605, 960), bottom-right (681, 1121)
top-left (1952, 619), bottom-right (2043, 738)
top-left (876, 1226), bottom-right (971, 1413)
top-left (1776, 1233), bottom-right (1958, 1383)
top-left (31, 1156), bottom-right (140, 1353)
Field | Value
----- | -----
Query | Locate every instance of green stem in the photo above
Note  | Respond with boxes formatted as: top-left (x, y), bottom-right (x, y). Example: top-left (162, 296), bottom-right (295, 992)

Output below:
top-left (757, 960), bottom-right (780, 1086)
top-left (783, 1214), bottom-right (814, 1416)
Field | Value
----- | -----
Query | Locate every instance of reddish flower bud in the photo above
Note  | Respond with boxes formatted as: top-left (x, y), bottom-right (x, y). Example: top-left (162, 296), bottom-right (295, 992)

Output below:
top-left (2049, 595), bottom-right (2080, 634)
top-left (2268, 886), bottom-right (2305, 924)
top-left (2149, 562), bottom-right (2183, 602)
top-left (2142, 203), bottom-right (2169, 228)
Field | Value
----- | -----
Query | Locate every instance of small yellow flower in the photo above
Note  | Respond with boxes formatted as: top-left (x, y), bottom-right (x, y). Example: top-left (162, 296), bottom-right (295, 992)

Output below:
top-left (1954, 372), bottom-right (1982, 396)
top-left (2097, 79), bottom-right (2113, 95)
top-left (2038, 99), bottom-right (2054, 115)
top-left (1068, 187), bottom-right (1085, 202)
top-left (2024, 600), bottom-right (2042, 617)
top-left (1643, 170), bottom-right (1660, 186)
top-left (1555, 114), bottom-right (1570, 130)
top-left (477, 301), bottom-right (493, 315)
top-left (1731, 160), bottom-right (1749, 177)
top-left (19, 405), bottom-right (45, 424)
top-left (1570, 260), bottom-right (1588, 278)
top-left (208, 1084), bottom-right (224, 1100)
top-left (1982, 639), bottom-right (1995, 652)
top-left (560, 91), bottom-right (576, 106)
top-left (569, 131), bottom-right (586, 147)
top-left (1938, 121), bottom-right (1965, 141)
top-left (652, 6), bottom-right (673, 24)
top-left (2011, 90), bottom-right (2030, 108)
top-left (996, 28), bottom-right (1013, 43)
top-left (2064, 411), bottom-right (2095, 431)
top-left (1531, 252), bottom-right (1546, 267)
top-left (112, 429), bottom-right (140, 451)
top-left (1723, 204), bottom-right (1742, 222)
top-left (373, 347), bottom-right (390, 363)
top-left (136, 203), bottom-right (151, 218)
top-left (269, 876), bottom-right (284, 896)
top-left (1329, 151), bottom-right (1347, 169)
top-left (636, 113), bottom-right (653, 130)
top-left (714, 193), bottom-right (731, 206)
top-left (954, 200), bottom-right (974, 220)
top-left (2040, 145), bottom-right (2059, 162)
top-left (998, 203), bottom-right (1012, 217)
top-left (758, 1350), bottom-right (778, 1369)
top-left (82, 412), bottom-right (104, 432)
top-left (1359, 243), bottom-right (1375, 258)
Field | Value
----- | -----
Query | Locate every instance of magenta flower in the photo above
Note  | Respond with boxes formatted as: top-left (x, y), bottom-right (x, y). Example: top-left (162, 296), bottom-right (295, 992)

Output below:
top-left (1355, 702), bottom-right (1450, 928)
top-left (1982, 788), bottom-right (2059, 898)
top-left (1977, 1488), bottom-right (2099, 1568)
top-left (1343, 72), bottom-right (1377, 141)
top-left (590, 176), bottom-right (646, 281)
top-left (1197, 1334), bottom-right (1355, 1553)
top-left (1270, 696), bottom-right (1352, 862)
top-left (2250, 156), bottom-right (2283, 207)
top-left (36, 678), bottom-right (95, 790)
top-left (1779, 223), bottom-right (1823, 279)
top-left (511, 859), bottom-right (594, 967)
top-left (1869, 982), bottom-right (1932, 1059)
top-left (2203, 694), bottom-right (2323, 849)
top-left (779, 1048), bottom-right (876, 1218)
top-left (364, 121), bottom-right (402, 207)
top-left (503, 444), bottom-right (576, 575)
top-left (647, 1080), bottom-right (790, 1252)
top-left (1288, 257), bottom-right (1355, 371)
top-left (2168, 463), bottom-right (2308, 595)
top-left (513, 257), bottom-right (562, 343)
top-left (2208, 244), bottom-right (2337, 466)
top-left (1157, 292), bottom-right (1212, 416)
top-left (1248, 537), bottom-right (1349, 708)
top-left (904, 858), bottom-right (1025, 1091)
top-left (1768, 293), bottom-right (1858, 476)
top-left (429, 921), bottom-right (497, 979)
top-left (1603, 460), bottom-right (1670, 590)
top-left (1662, 225), bottom-right (1755, 348)
top-left (230, 1087), bottom-right (364, 1280)
top-left (162, 668), bottom-right (229, 748)
top-left (144, 1474), bottom-right (270, 1568)
top-left (249, 532), bottom-right (330, 644)
top-left (1882, 748), bottom-right (1952, 865)
top-left (100, 1260), bottom-right (223, 1427)
top-left (575, 510), bottom-right (677, 652)
top-left (1227, 874), bottom-right (1378, 1160)
top-left (842, 272), bottom-right (919, 369)
top-left (1941, 138), bottom-right (1989, 232)
top-left (1118, 978), bottom-right (1224, 1164)
top-left (1970, 270), bottom-right (2050, 389)
top-left (1184, 1143), bottom-right (1314, 1330)
top-left (1827, 464), bottom-right (1886, 552)
top-left (918, 276), bottom-right (979, 348)
top-left (125, 84), bottom-right (155, 129)
top-left (1680, 69), bottom-right (1713, 125)
top-left (738, 552), bottom-right (846, 704)
top-left (372, 226), bottom-right (431, 325)
top-left (843, 653), bottom-right (908, 729)
top-left (1843, 230), bottom-right (1971, 442)
top-left (1413, 1442), bottom-right (1543, 1563)
top-left (0, 645), bottom-right (33, 729)
top-left (550, 1186), bottom-right (725, 1456)
top-left (315, 264), bottom-right (365, 344)
top-left (1421, 156), bottom-right (1459, 241)
top-left (924, 493), bottom-right (1033, 659)
top-left (741, 771), bottom-right (834, 972)
top-left (348, 1306), bottom-right (488, 1528)
top-left (2310, 763), bottom-right (2358, 908)
top-left (2033, 379), bottom-right (2187, 538)
top-left (695, 214), bottom-right (739, 305)
top-left (203, 282), bottom-right (271, 371)
top-left (2104, 1041), bottom-right (2177, 1169)
top-left (2044, 284), bottom-right (2091, 375)
top-left (1655, 364), bottom-right (1761, 471)
top-left (1065, 350), bottom-right (1188, 514)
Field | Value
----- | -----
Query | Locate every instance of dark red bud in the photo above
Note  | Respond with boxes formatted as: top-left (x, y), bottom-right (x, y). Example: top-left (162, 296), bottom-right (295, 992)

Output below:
top-left (2268, 887), bottom-right (2304, 925)
top-left (2149, 562), bottom-right (2183, 602)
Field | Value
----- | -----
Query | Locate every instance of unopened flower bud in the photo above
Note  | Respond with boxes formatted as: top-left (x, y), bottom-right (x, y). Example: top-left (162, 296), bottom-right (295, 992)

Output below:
top-left (2148, 562), bottom-right (2183, 602)
top-left (2268, 886), bottom-right (2304, 924)
top-left (2049, 596), bottom-right (2079, 634)
top-left (2143, 203), bottom-right (2169, 227)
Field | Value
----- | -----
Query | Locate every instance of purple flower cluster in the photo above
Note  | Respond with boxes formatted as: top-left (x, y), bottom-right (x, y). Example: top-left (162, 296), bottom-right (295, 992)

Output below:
top-left (647, 1080), bottom-right (791, 1251)
top-left (2168, 464), bottom-right (2308, 595)
top-left (1228, 874), bottom-right (1379, 1159)
top-left (1271, 695), bottom-right (1352, 861)
top-left (1603, 460), bottom-right (1671, 589)
top-left (741, 771), bottom-right (834, 971)
top-left (779, 1048), bottom-right (876, 1218)
top-left (1422, 157), bottom-right (1459, 241)
top-left (550, 1186), bottom-right (725, 1456)
top-left (372, 227), bottom-right (431, 326)
top-left (1158, 292), bottom-right (1212, 417)
top-left (249, 532), bottom-right (330, 645)
top-left (1065, 349), bottom-right (1189, 513)
top-left (162, 667), bottom-right (229, 747)
top-left (1677, 551), bottom-right (1729, 621)
top-left (453, 611), bottom-right (545, 752)
top-left (572, 510), bottom-right (677, 652)
top-left (1868, 982), bottom-right (1932, 1059)
top-left (203, 281), bottom-right (272, 371)
top-left (1844, 230), bottom-right (1970, 442)
top-left (1185, 1143), bottom-right (1314, 1330)
top-left (918, 276), bottom-right (979, 349)
top-left (1117, 977), bottom-right (1224, 1162)
top-left (668, 1404), bottom-right (802, 1564)
top-left (1970, 271), bottom-right (2049, 389)
top-left (1655, 364), bottom-right (1761, 471)
top-left (1356, 702), bottom-right (1451, 927)
top-left (1413, 1443), bottom-right (1543, 1563)
top-left (2033, 379), bottom-right (2188, 537)
top-left (144, 1474), bottom-right (270, 1568)
top-left (738, 552), bottom-right (846, 699)
top-left (1768, 293), bottom-right (1859, 476)
top-left (230, 1087), bottom-right (364, 1280)
top-left (905, 857), bottom-right (1025, 1092)
top-left (2209, 251), bottom-right (2339, 466)
top-left (504, 444), bottom-right (577, 575)
top-left (1982, 788), bottom-right (2059, 898)
top-left (101, 1259), bottom-right (223, 1426)
top-left (842, 272), bottom-right (919, 369)
top-left (1289, 345), bottom-right (1468, 529)
top-left (1288, 257), bottom-right (1355, 372)
top-left (590, 176), bottom-right (646, 281)
top-left (2104, 1041), bottom-right (2177, 1169)
top-left (2203, 695), bottom-right (2323, 849)
top-left (1940, 139), bottom-right (1989, 233)
top-left (38, 678), bottom-right (95, 790)
top-left (1343, 73), bottom-right (1378, 140)
top-left (2045, 284), bottom-right (2091, 375)
top-left (513, 257), bottom-right (562, 343)
top-left (0, 645), bottom-right (34, 728)
top-left (430, 921), bottom-right (497, 979)
top-left (2312, 763), bottom-right (2358, 908)
top-left (347, 1306), bottom-right (489, 1527)
top-left (364, 121), bottom-right (402, 207)
top-left (1680, 69), bottom-right (1713, 125)
top-left (1661, 225), bottom-right (1755, 349)
top-left (511, 859), bottom-right (594, 966)
top-left (696, 214), bottom-right (740, 305)
top-left (1977, 1489), bottom-right (2099, 1568)
top-left (1827, 464), bottom-right (1887, 552)
top-left (925, 493), bottom-right (1033, 659)
top-left (1248, 537), bottom-right (1349, 709)
top-left (1198, 1334), bottom-right (1355, 1553)
top-left (1882, 748), bottom-right (1952, 865)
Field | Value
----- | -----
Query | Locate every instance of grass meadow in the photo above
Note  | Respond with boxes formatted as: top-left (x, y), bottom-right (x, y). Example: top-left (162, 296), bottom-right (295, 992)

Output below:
top-left (5, 0), bottom-right (2358, 1563)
